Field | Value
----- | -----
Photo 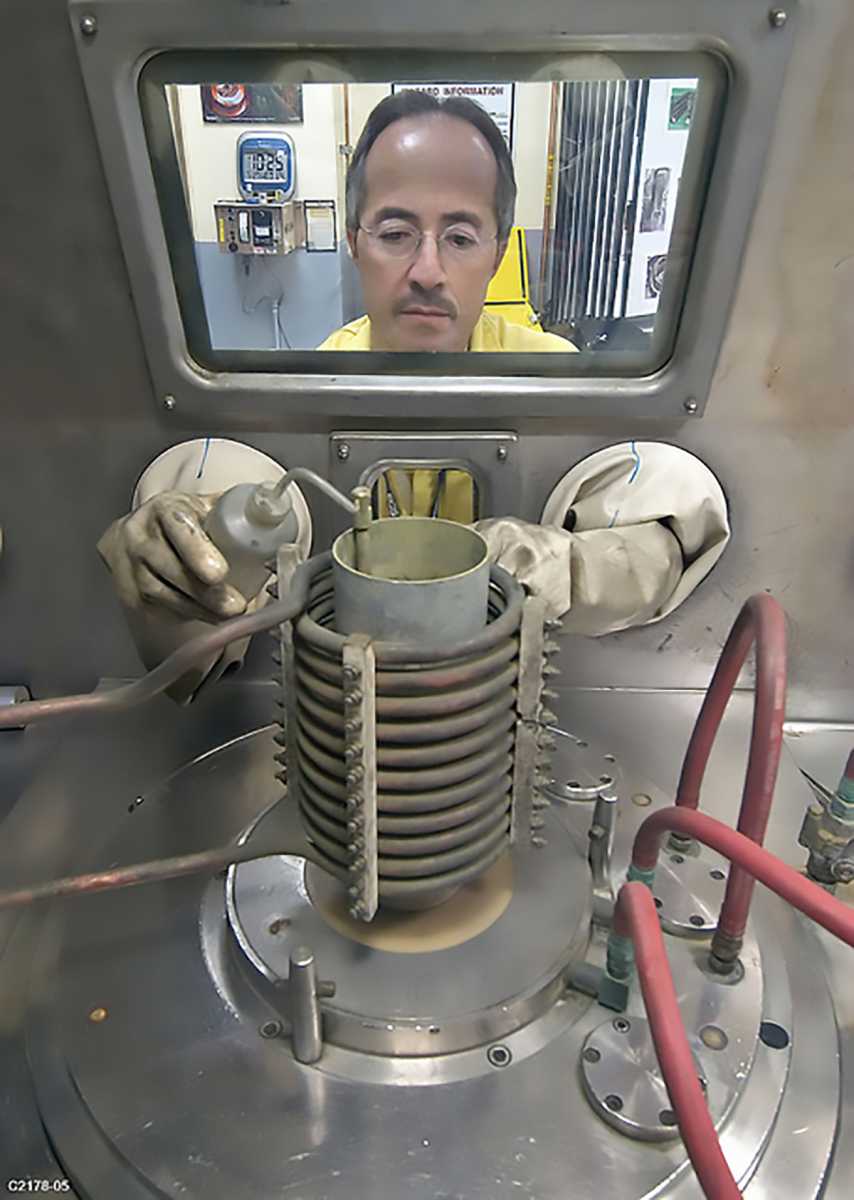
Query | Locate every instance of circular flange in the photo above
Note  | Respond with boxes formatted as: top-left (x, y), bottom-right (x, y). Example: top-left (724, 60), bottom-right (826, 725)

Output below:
top-left (652, 851), bottom-right (729, 936)
top-left (541, 729), bottom-right (621, 802)
top-left (580, 1016), bottom-right (720, 1142)
top-left (227, 804), bottom-right (592, 1056)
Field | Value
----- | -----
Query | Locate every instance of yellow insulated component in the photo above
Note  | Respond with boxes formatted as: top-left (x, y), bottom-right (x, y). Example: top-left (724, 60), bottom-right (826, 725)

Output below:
top-left (485, 225), bottom-right (543, 332)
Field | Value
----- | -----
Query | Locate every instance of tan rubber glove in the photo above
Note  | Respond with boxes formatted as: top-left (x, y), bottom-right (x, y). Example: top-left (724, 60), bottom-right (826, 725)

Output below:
top-left (475, 442), bottom-right (729, 635)
top-left (97, 491), bottom-right (248, 623)
top-left (98, 490), bottom-right (261, 704)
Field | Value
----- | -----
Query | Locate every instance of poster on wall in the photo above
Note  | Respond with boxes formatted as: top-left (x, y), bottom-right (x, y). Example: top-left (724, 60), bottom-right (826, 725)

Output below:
top-left (201, 83), bottom-right (304, 124)
top-left (639, 167), bottom-right (670, 233)
top-left (391, 83), bottom-right (514, 150)
top-left (668, 86), bottom-right (695, 130)
top-left (304, 201), bottom-right (338, 253)
top-left (645, 254), bottom-right (668, 299)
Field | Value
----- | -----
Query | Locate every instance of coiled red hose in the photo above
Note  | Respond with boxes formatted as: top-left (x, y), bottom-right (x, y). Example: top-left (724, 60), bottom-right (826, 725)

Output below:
top-left (675, 595), bottom-right (788, 951)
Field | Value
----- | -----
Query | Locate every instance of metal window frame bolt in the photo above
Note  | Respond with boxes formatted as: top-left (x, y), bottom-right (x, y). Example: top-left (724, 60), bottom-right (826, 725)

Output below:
top-left (496, 445), bottom-right (508, 462)
top-left (337, 442), bottom-right (350, 461)
top-left (683, 397), bottom-right (698, 414)
top-left (79, 14), bottom-right (98, 36)
top-left (162, 394), bottom-right (176, 411)
top-left (769, 9), bottom-right (788, 28)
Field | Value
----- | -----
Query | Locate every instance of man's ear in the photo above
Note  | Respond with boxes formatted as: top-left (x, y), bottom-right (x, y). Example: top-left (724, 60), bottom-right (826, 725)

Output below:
top-left (346, 229), bottom-right (358, 260)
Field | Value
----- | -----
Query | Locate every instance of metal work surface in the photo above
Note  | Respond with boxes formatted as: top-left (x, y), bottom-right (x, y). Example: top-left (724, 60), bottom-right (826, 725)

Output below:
top-left (0, 682), bottom-right (847, 1196)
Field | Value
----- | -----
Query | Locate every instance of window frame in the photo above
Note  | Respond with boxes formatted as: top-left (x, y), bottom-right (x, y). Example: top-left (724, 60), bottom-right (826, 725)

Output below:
top-left (69, 0), bottom-right (797, 425)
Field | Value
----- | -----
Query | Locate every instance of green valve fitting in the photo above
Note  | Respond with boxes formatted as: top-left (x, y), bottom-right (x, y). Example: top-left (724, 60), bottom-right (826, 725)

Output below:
top-left (830, 750), bottom-right (854, 821)
top-left (626, 862), bottom-right (656, 889)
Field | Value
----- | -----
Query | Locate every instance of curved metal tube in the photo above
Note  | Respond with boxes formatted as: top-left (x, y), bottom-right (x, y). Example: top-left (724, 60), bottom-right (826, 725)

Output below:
top-left (0, 559), bottom-right (316, 729)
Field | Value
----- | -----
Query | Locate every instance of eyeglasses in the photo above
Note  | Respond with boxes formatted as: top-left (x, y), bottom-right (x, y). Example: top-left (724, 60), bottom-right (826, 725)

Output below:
top-left (358, 223), bottom-right (497, 261)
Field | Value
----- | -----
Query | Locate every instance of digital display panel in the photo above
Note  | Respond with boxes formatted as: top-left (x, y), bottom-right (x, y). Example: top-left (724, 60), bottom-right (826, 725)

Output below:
top-left (245, 149), bottom-right (287, 182)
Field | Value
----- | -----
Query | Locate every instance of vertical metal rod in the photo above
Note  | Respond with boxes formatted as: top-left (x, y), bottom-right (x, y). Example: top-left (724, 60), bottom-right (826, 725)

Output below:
top-left (290, 945), bottom-right (323, 1064)
top-left (589, 791), bottom-right (619, 894)
top-left (537, 81), bottom-right (562, 315)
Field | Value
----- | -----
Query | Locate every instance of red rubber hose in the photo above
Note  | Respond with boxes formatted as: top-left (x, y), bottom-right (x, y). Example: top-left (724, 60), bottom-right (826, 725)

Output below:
top-left (675, 595), bottom-right (787, 943)
top-left (614, 883), bottom-right (742, 1200)
top-left (631, 806), bottom-right (854, 948)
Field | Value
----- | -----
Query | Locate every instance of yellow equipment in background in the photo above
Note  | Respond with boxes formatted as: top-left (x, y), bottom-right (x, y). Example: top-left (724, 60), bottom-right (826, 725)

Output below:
top-left (484, 225), bottom-right (543, 331)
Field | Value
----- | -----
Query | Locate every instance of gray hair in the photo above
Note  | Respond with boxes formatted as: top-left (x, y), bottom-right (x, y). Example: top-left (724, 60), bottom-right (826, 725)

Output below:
top-left (345, 91), bottom-right (517, 245)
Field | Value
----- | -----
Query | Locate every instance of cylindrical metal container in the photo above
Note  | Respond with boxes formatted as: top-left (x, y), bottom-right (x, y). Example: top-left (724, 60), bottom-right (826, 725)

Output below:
top-left (332, 517), bottom-right (489, 643)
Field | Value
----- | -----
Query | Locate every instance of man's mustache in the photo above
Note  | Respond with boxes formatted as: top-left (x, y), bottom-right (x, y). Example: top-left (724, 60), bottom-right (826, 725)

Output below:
top-left (395, 296), bottom-right (457, 318)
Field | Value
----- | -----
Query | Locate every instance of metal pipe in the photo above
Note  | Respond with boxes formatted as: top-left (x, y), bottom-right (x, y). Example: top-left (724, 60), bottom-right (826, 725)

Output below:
top-left (296, 681), bottom-right (515, 742)
top-left (294, 639), bottom-right (518, 695)
top-left (272, 466), bottom-right (357, 514)
top-left (0, 828), bottom-right (296, 911)
top-left (308, 832), bottom-right (509, 900)
top-left (300, 772), bottom-right (510, 835)
top-left (0, 559), bottom-right (317, 729)
top-left (296, 661), bottom-right (518, 720)
top-left (613, 883), bottom-right (741, 1200)
top-left (296, 704), bottom-right (516, 768)
top-left (289, 946), bottom-right (323, 1064)
top-left (296, 562), bottom-right (525, 664)
top-left (300, 749), bottom-right (513, 813)
top-left (674, 594), bottom-right (787, 966)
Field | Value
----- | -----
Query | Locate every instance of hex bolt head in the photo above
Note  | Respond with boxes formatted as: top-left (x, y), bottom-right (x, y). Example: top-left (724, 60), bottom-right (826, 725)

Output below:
top-left (337, 442), bottom-right (351, 461)
top-left (80, 14), bottom-right (98, 36)
top-left (162, 394), bottom-right (176, 411)
top-left (496, 445), bottom-right (508, 462)
top-left (832, 859), bottom-right (854, 883)
top-left (683, 397), bottom-right (699, 414)
top-left (769, 8), bottom-right (788, 27)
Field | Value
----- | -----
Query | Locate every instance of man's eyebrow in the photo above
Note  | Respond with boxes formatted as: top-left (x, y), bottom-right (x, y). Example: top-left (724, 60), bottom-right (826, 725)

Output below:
top-left (371, 207), bottom-right (485, 229)
top-left (372, 207), bottom-right (420, 224)
top-left (442, 210), bottom-right (484, 229)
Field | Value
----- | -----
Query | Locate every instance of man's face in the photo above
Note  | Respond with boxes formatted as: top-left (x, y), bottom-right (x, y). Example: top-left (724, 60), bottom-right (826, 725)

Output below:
top-left (348, 114), bottom-right (506, 352)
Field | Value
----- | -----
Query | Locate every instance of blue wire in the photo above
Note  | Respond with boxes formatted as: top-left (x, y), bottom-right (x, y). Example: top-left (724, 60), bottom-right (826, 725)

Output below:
top-left (196, 437), bottom-right (212, 480)
top-left (628, 440), bottom-right (641, 483)
top-left (608, 442), bottom-right (641, 527)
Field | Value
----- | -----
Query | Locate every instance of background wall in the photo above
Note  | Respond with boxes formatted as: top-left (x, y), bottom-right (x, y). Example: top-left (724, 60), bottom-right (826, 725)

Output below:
top-left (0, 0), bottom-right (851, 732)
top-left (171, 80), bottom-right (558, 346)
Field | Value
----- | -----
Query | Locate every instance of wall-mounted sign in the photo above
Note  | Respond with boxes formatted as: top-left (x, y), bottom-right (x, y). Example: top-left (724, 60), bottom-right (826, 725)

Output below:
top-left (201, 83), bottom-right (303, 124)
top-left (391, 82), bottom-right (514, 150)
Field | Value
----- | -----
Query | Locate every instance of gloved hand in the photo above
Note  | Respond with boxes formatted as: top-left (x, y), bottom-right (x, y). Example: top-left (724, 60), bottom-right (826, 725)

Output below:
top-left (100, 440), bottom-right (313, 704)
top-left (97, 491), bottom-right (248, 623)
top-left (474, 516), bottom-right (682, 631)
top-left (475, 442), bottom-right (730, 636)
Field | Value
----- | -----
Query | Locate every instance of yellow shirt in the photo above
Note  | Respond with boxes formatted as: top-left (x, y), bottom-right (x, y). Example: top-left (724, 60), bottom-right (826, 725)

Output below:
top-left (317, 310), bottom-right (577, 352)
top-left (317, 310), bottom-right (575, 519)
